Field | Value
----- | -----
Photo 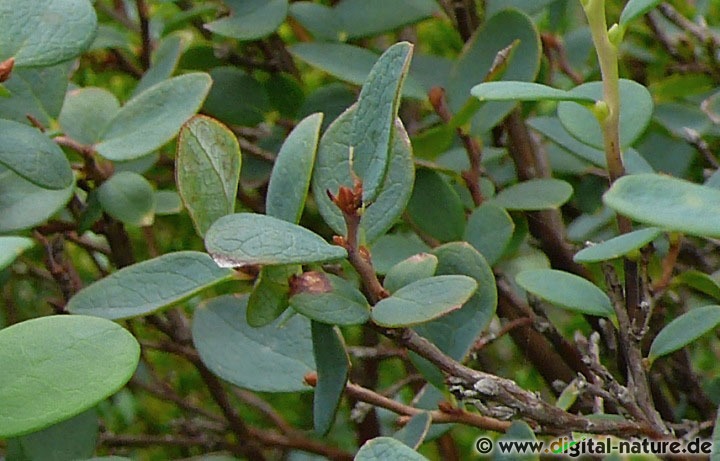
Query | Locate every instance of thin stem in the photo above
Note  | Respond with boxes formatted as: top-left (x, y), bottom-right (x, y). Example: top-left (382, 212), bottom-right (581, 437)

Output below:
top-left (582, 0), bottom-right (623, 182)
top-left (137, 0), bottom-right (152, 69)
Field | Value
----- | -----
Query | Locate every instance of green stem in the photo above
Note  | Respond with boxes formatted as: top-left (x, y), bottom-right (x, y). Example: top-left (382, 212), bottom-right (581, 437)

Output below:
top-left (583, 0), bottom-right (624, 183)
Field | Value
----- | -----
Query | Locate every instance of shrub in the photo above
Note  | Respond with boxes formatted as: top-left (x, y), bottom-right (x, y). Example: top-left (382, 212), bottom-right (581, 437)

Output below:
top-left (2, 0), bottom-right (720, 460)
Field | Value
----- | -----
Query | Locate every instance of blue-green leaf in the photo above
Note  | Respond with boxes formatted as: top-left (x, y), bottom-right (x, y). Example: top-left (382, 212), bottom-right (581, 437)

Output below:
top-left (384, 253), bottom-right (438, 293)
top-left (205, 213), bottom-right (347, 267)
top-left (412, 242), bottom-right (496, 387)
top-left (557, 79), bottom-right (653, 149)
top-left (619, 0), bottom-right (662, 26)
top-left (471, 81), bottom-right (596, 103)
top-left (0, 315), bottom-right (139, 438)
top-left (0, 0), bottom-right (97, 67)
top-left (406, 169), bottom-right (466, 242)
top-left (290, 272), bottom-right (370, 326)
top-left (131, 33), bottom-right (186, 97)
top-left (355, 437), bottom-right (429, 461)
top-left (312, 106), bottom-right (415, 243)
top-left (574, 227), bottom-right (662, 263)
top-left (67, 251), bottom-right (234, 319)
top-left (59, 87), bottom-right (120, 145)
top-left (0, 168), bottom-right (74, 233)
top-left (177, 115), bottom-right (241, 237)
top-left (266, 113), bottom-right (323, 223)
top-left (516, 269), bottom-right (614, 317)
top-left (0, 119), bottom-right (73, 190)
top-left (392, 412), bottom-right (431, 449)
top-left (7, 409), bottom-right (98, 461)
top-left (648, 305), bottom-right (720, 364)
top-left (464, 203), bottom-right (515, 265)
top-left (97, 171), bottom-right (155, 227)
top-left (372, 275), bottom-right (478, 327)
top-left (205, 0), bottom-right (288, 40)
top-left (311, 322), bottom-right (349, 435)
top-left (96, 73), bottom-right (212, 161)
top-left (352, 42), bottom-right (413, 202)
top-left (603, 174), bottom-right (720, 238)
top-left (0, 236), bottom-right (34, 270)
top-left (192, 295), bottom-right (315, 392)
top-left (288, 43), bottom-right (426, 100)
top-left (492, 179), bottom-right (573, 211)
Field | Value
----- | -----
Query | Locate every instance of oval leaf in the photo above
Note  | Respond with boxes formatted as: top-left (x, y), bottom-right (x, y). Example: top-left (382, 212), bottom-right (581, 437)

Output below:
top-left (558, 79), bottom-right (653, 149)
top-left (0, 119), bottom-right (73, 190)
top-left (0, 315), bottom-right (139, 438)
top-left (648, 305), bottom-right (720, 363)
top-left (412, 242), bottom-right (497, 387)
top-left (130, 33), bottom-right (186, 97)
top-left (312, 105), bottom-right (415, 243)
top-left (406, 169), bottom-right (466, 242)
top-left (619, 0), bottom-right (662, 26)
top-left (0, 0), bottom-right (97, 67)
top-left (384, 253), bottom-right (438, 294)
top-left (355, 437), bottom-right (429, 461)
top-left (177, 115), bottom-right (241, 237)
top-left (192, 295), bottom-right (315, 392)
top-left (205, 0), bottom-right (288, 41)
top-left (334, 0), bottom-right (438, 39)
top-left (471, 81), bottom-right (596, 103)
top-left (672, 270), bottom-right (720, 301)
top-left (290, 273), bottom-right (370, 326)
top-left (204, 67), bottom-right (270, 126)
top-left (97, 171), bottom-right (156, 227)
top-left (516, 269), bottom-right (614, 317)
top-left (59, 87), bottom-right (120, 145)
top-left (464, 203), bottom-right (515, 265)
top-left (492, 178), bottom-right (573, 210)
top-left (0, 62), bottom-right (72, 127)
top-left (352, 42), bottom-right (413, 202)
top-left (96, 73), bottom-right (212, 161)
top-left (8, 409), bottom-right (98, 461)
top-left (311, 322), bottom-right (349, 435)
top-left (372, 275), bottom-right (478, 327)
top-left (574, 227), bottom-right (662, 263)
top-left (603, 173), bottom-right (720, 238)
top-left (67, 251), bottom-right (234, 319)
top-left (266, 113), bottom-right (323, 223)
top-left (0, 169), bottom-right (74, 233)
top-left (447, 9), bottom-right (540, 131)
top-left (205, 213), bottom-right (347, 267)
top-left (0, 236), bottom-right (34, 270)
top-left (288, 43), bottom-right (426, 100)
top-left (393, 412), bottom-right (431, 449)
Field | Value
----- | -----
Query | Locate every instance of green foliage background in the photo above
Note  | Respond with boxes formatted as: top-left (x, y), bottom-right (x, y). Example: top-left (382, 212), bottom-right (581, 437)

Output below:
top-left (3, 0), bottom-right (720, 460)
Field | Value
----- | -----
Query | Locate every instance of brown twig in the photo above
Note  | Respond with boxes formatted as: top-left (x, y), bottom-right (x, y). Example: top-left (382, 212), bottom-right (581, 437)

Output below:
top-left (306, 373), bottom-right (511, 433)
top-left (683, 128), bottom-right (720, 169)
top-left (378, 325), bottom-right (662, 437)
top-left (541, 33), bottom-right (584, 85)
top-left (653, 234), bottom-right (681, 293)
top-left (32, 231), bottom-right (82, 308)
top-left (136, 0), bottom-right (152, 69)
top-left (472, 317), bottom-right (534, 351)
top-left (100, 432), bottom-right (223, 449)
top-left (330, 181), bottom-right (388, 303)
top-left (429, 86), bottom-right (484, 206)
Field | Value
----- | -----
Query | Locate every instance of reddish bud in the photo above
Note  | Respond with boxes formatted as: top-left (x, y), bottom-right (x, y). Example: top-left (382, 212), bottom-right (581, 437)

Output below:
top-left (0, 57), bottom-right (14, 83)
top-left (438, 401), bottom-right (462, 414)
top-left (289, 271), bottom-right (333, 296)
top-left (304, 372), bottom-right (318, 387)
